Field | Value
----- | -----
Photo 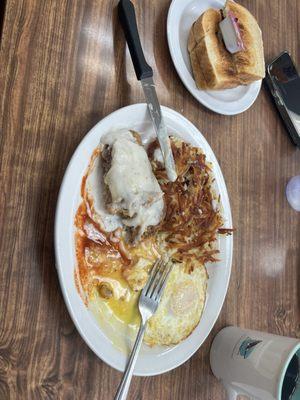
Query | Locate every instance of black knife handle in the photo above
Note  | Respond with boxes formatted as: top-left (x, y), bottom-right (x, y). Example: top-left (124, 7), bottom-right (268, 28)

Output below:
top-left (118, 0), bottom-right (153, 80)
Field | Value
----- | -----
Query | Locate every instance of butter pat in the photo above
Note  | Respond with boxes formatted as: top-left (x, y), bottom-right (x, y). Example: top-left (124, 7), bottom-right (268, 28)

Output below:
top-left (219, 12), bottom-right (245, 54)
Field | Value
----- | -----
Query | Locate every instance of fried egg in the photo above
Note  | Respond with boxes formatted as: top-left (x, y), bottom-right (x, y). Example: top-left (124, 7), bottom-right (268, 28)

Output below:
top-left (89, 260), bottom-right (207, 347)
top-left (144, 262), bottom-right (208, 346)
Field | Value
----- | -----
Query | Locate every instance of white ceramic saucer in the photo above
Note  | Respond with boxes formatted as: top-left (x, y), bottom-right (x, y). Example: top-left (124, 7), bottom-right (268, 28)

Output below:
top-left (167, 0), bottom-right (262, 115)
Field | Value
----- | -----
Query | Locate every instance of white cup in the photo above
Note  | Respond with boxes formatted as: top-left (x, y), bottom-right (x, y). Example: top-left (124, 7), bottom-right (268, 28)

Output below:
top-left (210, 326), bottom-right (300, 400)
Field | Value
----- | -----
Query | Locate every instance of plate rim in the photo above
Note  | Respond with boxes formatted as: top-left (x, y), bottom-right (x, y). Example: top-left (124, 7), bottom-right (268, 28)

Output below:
top-left (54, 103), bottom-right (233, 376)
top-left (166, 0), bottom-right (262, 116)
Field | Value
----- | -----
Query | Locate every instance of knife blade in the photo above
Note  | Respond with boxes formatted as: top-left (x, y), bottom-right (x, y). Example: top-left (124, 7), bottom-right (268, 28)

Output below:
top-left (141, 77), bottom-right (177, 182)
top-left (118, 0), bottom-right (177, 182)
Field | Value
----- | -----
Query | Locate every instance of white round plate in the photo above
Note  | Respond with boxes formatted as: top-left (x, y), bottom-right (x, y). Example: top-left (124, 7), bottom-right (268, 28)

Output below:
top-left (167, 0), bottom-right (262, 115)
top-left (55, 104), bottom-right (233, 376)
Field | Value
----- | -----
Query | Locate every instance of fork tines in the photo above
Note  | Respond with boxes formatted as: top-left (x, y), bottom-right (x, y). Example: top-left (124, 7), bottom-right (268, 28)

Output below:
top-left (142, 257), bottom-right (173, 302)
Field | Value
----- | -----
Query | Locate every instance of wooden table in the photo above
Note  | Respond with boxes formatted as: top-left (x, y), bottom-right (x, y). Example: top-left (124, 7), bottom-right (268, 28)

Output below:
top-left (1, 0), bottom-right (299, 399)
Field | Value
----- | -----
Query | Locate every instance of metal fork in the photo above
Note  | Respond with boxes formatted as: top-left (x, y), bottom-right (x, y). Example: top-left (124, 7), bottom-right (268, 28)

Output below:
top-left (114, 257), bottom-right (173, 400)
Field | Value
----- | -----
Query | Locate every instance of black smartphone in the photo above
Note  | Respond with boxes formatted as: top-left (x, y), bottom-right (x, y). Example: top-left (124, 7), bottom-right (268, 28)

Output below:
top-left (265, 51), bottom-right (300, 148)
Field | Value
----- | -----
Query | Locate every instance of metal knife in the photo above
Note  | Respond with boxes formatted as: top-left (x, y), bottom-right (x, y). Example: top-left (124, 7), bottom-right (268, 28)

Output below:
top-left (118, 0), bottom-right (177, 182)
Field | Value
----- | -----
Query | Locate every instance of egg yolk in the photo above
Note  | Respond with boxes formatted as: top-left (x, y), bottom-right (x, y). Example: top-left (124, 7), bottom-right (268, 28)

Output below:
top-left (96, 270), bottom-right (140, 327)
top-left (169, 281), bottom-right (198, 316)
top-left (106, 291), bottom-right (140, 327)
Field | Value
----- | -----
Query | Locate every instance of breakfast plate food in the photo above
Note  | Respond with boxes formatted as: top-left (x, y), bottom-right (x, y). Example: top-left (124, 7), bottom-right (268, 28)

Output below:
top-left (167, 0), bottom-right (264, 115)
top-left (55, 103), bottom-right (233, 376)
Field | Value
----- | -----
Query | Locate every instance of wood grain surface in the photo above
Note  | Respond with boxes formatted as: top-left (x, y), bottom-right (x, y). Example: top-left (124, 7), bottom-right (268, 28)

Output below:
top-left (0, 0), bottom-right (299, 399)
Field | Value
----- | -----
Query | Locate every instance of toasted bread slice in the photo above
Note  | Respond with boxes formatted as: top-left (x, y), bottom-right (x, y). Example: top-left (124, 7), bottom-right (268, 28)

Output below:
top-left (188, 9), bottom-right (224, 89)
top-left (225, 0), bottom-right (265, 83)
top-left (188, 0), bottom-right (265, 90)
top-left (193, 8), bottom-right (222, 45)
top-left (188, 25), bottom-right (197, 53)
top-left (189, 48), bottom-right (209, 89)
top-left (195, 33), bottom-right (240, 89)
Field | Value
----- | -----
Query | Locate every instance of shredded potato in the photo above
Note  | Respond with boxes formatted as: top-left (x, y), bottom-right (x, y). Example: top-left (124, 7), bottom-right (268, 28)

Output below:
top-left (148, 137), bottom-right (232, 270)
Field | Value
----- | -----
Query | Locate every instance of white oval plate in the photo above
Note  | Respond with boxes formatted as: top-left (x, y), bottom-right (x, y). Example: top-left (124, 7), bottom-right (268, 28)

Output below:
top-left (55, 104), bottom-right (233, 376)
top-left (167, 0), bottom-right (262, 115)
